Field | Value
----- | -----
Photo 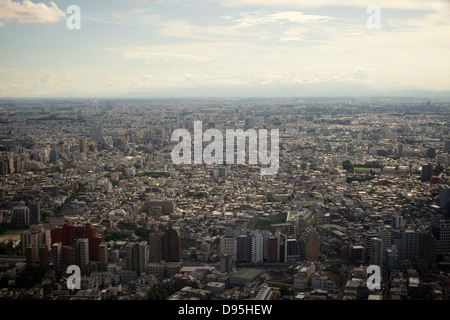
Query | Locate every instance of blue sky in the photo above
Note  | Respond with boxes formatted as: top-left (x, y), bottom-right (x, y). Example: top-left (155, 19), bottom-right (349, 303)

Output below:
top-left (0, 0), bottom-right (449, 97)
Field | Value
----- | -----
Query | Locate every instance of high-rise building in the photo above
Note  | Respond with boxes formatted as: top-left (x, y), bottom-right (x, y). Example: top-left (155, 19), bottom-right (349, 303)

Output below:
top-left (299, 227), bottom-right (319, 261)
top-left (126, 241), bottom-right (149, 275)
top-left (51, 223), bottom-right (104, 262)
top-left (220, 235), bottom-right (237, 261)
top-left (421, 163), bottom-right (433, 182)
top-left (236, 234), bottom-right (251, 263)
top-left (430, 220), bottom-right (450, 259)
top-left (149, 231), bottom-right (163, 263)
top-left (26, 245), bottom-right (36, 268)
top-left (62, 245), bottom-right (77, 267)
top-left (369, 237), bottom-right (383, 266)
top-left (444, 139), bottom-right (450, 153)
top-left (12, 206), bottom-right (30, 228)
top-left (427, 147), bottom-right (436, 158)
top-left (39, 246), bottom-right (50, 271)
top-left (418, 228), bottom-right (437, 264)
top-left (439, 185), bottom-right (450, 216)
top-left (251, 232), bottom-right (264, 263)
top-left (386, 245), bottom-right (399, 270)
top-left (90, 123), bottom-right (103, 142)
top-left (29, 201), bottom-right (41, 225)
top-left (286, 238), bottom-right (300, 262)
top-left (79, 137), bottom-right (86, 153)
top-left (266, 236), bottom-right (279, 263)
top-left (21, 224), bottom-right (51, 259)
top-left (77, 238), bottom-right (89, 275)
top-left (52, 242), bottom-right (63, 272)
top-left (99, 242), bottom-right (108, 271)
top-left (349, 245), bottom-right (365, 264)
top-left (392, 215), bottom-right (405, 229)
top-left (163, 223), bottom-right (181, 262)
top-left (364, 229), bottom-right (379, 262)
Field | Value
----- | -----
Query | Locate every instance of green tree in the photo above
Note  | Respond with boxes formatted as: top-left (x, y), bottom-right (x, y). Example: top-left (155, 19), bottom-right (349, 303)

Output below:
top-left (343, 160), bottom-right (354, 173)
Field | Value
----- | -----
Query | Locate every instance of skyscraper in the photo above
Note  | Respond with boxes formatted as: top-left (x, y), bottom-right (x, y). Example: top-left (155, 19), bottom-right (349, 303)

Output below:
top-left (29, 201), bottom-right (41, 225)
top-left (163, 223), bottom-right (181, 262)
top-left (12, 206), bottom-right (30, 228)
top-left (251, 232), bottom-right (264, 263)
top-left (52, 242), bottom-right (62, 273)
top-left (90, 123), bottom-right (103, 142)
top-left (220, 234), bottom-right (237, 262)
top-left (149, 231), bottom-right (163, 263)
top-left (299, 227), bottom-right (319, 261)
top-left (430, 220), bottom-right (450, 259)
top-left (421, 163), bottom-right (433, 182)
top-left (99, 242), bottom-right (108, 271)
top-left (439, 185), bottom-right (450, 216)
top-left (266, 236), bottom-right (279, 263)
top-left (236, 233), bottom-right (251, 263)
top-left (76, 238), bottom-right (89, 275)
top-left (369, 237), bottom-right (383, 266)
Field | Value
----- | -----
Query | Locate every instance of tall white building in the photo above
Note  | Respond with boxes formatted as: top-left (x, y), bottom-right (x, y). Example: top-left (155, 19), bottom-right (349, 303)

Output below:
top-left (370, 237), bottom-right (383, 266)
top-left (251, 232), bottom-right (264, 263)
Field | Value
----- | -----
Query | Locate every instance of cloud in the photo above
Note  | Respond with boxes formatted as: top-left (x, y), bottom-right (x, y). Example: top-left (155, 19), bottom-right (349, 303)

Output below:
top-left (218, 0), bottom-right (448, 11)
top-left (0, 0), bottom-right (65, 25)
top-left (234, 10), bottom-right (334, 28)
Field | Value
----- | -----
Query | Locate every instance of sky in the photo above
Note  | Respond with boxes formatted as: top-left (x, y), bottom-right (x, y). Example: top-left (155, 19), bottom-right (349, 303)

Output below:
top-left (0, 0), bottom-right (449, 98)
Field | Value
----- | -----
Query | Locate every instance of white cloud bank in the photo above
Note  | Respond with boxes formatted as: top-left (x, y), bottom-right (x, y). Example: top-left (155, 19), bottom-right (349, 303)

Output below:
top-left (0, 0), bottom-right (65, 25)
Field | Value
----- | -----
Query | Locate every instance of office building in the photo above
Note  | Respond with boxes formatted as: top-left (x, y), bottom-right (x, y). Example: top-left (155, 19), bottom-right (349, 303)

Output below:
top-left (386, 245), bottom-right (399, 270)
top-left (52, 242), bottom-right (63, 272)
top-left (369, 237), bottom-right (383, 266)
top-left (439, 185), bottom-right (450, 215)
top-left (421, 163), bottom-right (433, 182)
top-left (220, 254), bottom-right (233, 273)
top-left (430, 220), bottom-right (450, 259)
top-left (251, 232), bottom-right (264, 263)
top-left (149, 231), bottom-right (163, 263)
top-left (51, 223), bottom-right (104, 262)
top-left (299, 227), bottom-right (319, 261)
top-left (163, 223), bottom-right (181, 262)
top-left (236, 234), bottom-right (251, 263)
top-left (99, 242), bottom-right (108, 271)
top-left (77, 238), bottom-right (89, 275)
top-left (266, 236), bottom-right (279, 263)
top-left (12, 206), bottom-right (30, 228)
top-left (220, 234), bottom-right (237, 261)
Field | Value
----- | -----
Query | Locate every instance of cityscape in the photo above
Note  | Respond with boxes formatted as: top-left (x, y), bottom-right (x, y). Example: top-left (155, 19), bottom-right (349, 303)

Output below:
top-left (0, 97), bottom-right (449, 302)
top-left (1, 0), bottom-right (450, 311)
